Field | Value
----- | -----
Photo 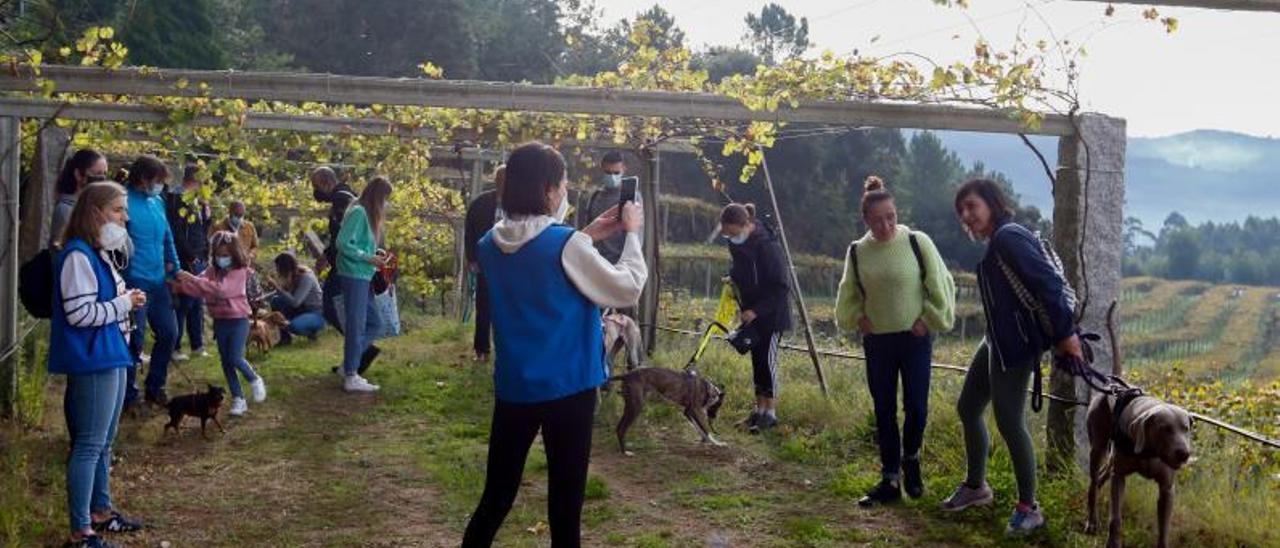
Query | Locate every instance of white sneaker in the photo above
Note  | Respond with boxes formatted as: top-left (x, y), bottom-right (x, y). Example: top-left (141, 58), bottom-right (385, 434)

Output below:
top-left (250, 377), bottom-right (267, 403)
top-left (229, 397), bottom-right (248, 416)
top-left (173, 352), bottom-right (190, 362)
top-left (194, 347), bottom-right (210, 359)
top-left (343, 375), bottom-right (380, 393)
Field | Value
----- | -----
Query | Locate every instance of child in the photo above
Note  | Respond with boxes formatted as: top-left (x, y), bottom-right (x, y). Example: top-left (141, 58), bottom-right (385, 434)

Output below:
top-left (176, 231), bottom-right (266, 416)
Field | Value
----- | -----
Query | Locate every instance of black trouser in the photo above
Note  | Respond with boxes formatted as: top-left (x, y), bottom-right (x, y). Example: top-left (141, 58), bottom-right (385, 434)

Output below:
top-left (463, 389), bottom-right (597, 548)
top-left (750, 329), bottom-right (781, 398)
top-left (321, 271), bottom-right (343, 335)
top-left (863, 332), bottom-right (933, 480)
top-left (473, 272), bottom-right (491, 355)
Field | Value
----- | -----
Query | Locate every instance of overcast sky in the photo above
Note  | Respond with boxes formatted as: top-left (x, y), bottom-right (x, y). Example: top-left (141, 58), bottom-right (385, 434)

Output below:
top-left (594, 0), bottom-right (1280, 137)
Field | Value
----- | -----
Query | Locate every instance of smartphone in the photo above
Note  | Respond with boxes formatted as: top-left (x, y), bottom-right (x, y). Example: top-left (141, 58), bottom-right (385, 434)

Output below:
top-left (618, 176), bottom-right (639, 211)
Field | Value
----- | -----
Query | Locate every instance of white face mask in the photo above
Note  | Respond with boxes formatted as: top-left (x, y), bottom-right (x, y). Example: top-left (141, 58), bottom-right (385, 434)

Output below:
top-left (553, 191), bottom-right (570, 223)
top-left (602, 173), bottom-right (622, 189)
top-left (99, 222), bottom-right (129, 251)
top-left (727, 233), bottom-right (748, 245)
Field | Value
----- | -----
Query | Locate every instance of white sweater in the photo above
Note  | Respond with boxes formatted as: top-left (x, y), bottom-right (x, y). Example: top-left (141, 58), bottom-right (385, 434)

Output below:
top-left (488, 215), bottom-right (647, 309)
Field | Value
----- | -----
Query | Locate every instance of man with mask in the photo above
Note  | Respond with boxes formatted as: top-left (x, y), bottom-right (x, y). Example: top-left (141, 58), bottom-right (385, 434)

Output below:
top-left (310, 166), bottom-right (357, 332)
top-left (166, 164), bottom-right (213, 360)
top-left (581, 151), bottom-right (635, 265)
top-left (211, 200), bottom-right (259, 262)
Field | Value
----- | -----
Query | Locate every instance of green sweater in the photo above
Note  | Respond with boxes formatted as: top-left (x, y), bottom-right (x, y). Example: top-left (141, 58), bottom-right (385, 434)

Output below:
top-left (336, 205), bottom-right (377, 280)
top-left (835, 226), bottom-right (956, 335)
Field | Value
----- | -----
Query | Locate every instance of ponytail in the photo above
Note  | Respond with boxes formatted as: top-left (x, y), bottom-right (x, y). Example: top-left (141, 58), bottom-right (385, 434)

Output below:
top-left (720, 202), bottom-right (756, 227)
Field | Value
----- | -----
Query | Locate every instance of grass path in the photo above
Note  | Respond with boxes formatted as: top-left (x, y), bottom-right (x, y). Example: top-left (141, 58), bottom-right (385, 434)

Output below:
top-left (11, 315), bottom-right (1270, 546)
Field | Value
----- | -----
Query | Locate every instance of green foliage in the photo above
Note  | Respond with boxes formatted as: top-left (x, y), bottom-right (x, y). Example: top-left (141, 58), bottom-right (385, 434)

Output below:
top-left (743, 3), bottom-right (811, 66)
top-left (118, 0), bottom-right (228, 69)
top-left (1128, 214), bottom-right (1280, 285)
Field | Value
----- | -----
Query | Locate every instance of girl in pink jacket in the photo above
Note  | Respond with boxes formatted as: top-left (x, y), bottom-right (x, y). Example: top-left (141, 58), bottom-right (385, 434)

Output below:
top-left (176, 231), bottom-right (266, 417)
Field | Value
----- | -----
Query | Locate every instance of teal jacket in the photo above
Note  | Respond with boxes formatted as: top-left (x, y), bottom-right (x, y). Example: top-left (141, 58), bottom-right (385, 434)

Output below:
top-left (124, 186), bottom-right (178, 291)
top-left (336, 204), bottom-right (377, 280)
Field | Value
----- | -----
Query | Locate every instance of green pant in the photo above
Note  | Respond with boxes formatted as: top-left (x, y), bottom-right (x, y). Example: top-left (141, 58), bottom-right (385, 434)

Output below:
top-left (956, 343), bottom-right (1037, 505)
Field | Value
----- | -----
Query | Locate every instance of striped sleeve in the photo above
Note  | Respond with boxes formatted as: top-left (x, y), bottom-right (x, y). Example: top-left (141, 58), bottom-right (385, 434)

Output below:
top-left (60, 250), bottom-right (133, 328)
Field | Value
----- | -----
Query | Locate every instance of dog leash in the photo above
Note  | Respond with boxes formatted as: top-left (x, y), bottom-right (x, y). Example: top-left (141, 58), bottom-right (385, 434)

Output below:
top-left (685, 321), bottom-right (731, 373)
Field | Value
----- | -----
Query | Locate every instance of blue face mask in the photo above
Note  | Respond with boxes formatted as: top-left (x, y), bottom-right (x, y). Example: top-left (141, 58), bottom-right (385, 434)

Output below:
top-left (602, 173), bottom-right (622, 189)
top-left (215, 255), bottom-right (232, 270)
top-left (148, 183), bottom-right (165, 197)
top-left (726, 233), bottom-right (748, 245)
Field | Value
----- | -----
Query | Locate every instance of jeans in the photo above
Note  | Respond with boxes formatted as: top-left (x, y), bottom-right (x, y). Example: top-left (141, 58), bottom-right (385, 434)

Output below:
top-left (339, 275), bottom-right (382, 376)
top-left (212, 318), bottom-right (259, 400)
top-left (463, 389), bottom-right (597, 548)
top-left (957, 343), bottom-right (1038, 504)
top-left (863, 332), bottom-right (933, 480)
top-left (174, 260), bottom-right (206, 352)
top-left (65, 367), bottom-right (126, 532)
top-left (126, 285), bottom-right (178, 404)
top-left (269, 295), bottom-right (325, 338)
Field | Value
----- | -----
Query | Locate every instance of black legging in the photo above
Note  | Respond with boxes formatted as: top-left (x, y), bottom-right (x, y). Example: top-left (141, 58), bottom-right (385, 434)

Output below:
top-left (462, 388), bottom-right (597, 548)
top-left (473, 272), bottom-right (491, 355)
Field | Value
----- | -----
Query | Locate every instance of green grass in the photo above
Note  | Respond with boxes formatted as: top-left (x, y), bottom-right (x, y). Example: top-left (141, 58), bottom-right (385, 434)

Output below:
top-left (3, 310), bottom-right (1278, 547)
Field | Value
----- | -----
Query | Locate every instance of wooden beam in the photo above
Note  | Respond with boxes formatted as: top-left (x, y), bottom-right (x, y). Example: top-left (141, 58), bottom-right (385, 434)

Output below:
top-left (1068, 0), bottom-right (1280, 12)
top-left (0, 65), bottom-right (1075, 136)
top-left (0, 97), bottom-right (695, 155)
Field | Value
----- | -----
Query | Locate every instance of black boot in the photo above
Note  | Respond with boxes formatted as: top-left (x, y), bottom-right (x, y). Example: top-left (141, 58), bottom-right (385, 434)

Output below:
top-left (857, 479), bottom-right (901, 507)
top-left (357, 345), bottom-right (381, 376)
top-left (903, 457), bottom-right (924, 499)
top-left (278, 328), bottom-right (294, 347)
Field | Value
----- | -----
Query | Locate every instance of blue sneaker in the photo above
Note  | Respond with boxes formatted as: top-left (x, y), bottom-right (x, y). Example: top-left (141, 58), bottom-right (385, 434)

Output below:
top-left (1006, 503), bottom-right (1045, 536)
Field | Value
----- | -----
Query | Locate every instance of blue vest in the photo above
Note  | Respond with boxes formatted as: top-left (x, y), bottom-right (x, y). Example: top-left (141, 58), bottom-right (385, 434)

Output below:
top-left (477, 225), bottom-right (604, 404)
top-left (48, 238), bottom-right (133, 375)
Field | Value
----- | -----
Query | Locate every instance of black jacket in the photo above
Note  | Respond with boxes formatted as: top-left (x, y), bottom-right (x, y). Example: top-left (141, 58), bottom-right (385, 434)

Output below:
top-left (975, 219), bottom-right (1075, 370)
top-left (728, 225), bottom-right (792, 334)
top-left (464, 190), bottom-right (499, 265)
top-left (323, 183), bottom-right (357, 264)
top-left (165, 191), bottom-right (212, 270)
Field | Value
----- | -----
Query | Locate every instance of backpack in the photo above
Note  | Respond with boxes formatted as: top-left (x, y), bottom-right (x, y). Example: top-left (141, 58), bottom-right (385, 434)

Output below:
top-left (18, 249), bottom-right (55, 319)
top-left (847, 232), bottom-right (928, 300)
top-left (993, 226), bottom-right (1078, 344)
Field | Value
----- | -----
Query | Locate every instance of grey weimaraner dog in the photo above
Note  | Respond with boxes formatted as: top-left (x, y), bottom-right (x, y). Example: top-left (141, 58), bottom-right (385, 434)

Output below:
top-left (1085, 389), bottom-right (1193, 548)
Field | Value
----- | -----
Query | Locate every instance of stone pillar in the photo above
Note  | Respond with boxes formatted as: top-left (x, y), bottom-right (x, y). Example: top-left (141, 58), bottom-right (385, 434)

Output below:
top-left (1051, 113), bottom-right (1127, 467)
top-left (0, 116), bottom-right (21, 417)
top-left (20, 125), bottom-right (69, 259)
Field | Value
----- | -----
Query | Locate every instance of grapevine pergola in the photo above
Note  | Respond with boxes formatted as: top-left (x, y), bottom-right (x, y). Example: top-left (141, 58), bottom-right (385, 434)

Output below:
top-left (0, 62), bottom-right (1121, 460)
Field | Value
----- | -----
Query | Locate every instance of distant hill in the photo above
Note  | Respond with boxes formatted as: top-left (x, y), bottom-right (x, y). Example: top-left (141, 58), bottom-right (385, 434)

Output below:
top-left (932, 129), bottom-right (1280, 232)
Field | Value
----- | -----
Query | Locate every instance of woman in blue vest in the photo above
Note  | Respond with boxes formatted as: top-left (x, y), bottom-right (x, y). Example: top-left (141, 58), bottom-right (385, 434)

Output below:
top-left (942, 179), bottom-right (1083, 536)
top-left (52, 182), bottom-right (148, 548)
top-left (119, 155), bottom-right (180, 408)
top-left (463, 142), bottom-right (647, 548)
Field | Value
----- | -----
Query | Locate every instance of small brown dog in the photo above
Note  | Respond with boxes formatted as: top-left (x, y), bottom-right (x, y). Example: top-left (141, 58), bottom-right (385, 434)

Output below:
top-left (249, 311), bottom-right (289, 354)
top-left (1085, 388), bottom-right (1193, 548)
top-left (608, 367), bottom-right (725, 456)
top-left (164, 384), bottom-right (226, 439)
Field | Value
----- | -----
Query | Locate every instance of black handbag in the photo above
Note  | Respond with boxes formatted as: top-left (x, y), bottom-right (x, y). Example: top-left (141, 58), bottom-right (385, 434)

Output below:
top-left (726, 323), bottom-right (761, 354)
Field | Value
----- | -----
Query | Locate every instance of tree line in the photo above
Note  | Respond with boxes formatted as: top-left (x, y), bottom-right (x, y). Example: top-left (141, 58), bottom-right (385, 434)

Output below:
top-left (1126, 213), bottom-right (1280, 286)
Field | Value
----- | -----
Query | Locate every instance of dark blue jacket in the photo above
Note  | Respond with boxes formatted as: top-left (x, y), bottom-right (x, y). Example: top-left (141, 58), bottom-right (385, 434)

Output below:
top-left (728, 225), bottom-right (792, 334)
top-left (975, 219), bottom-right (1074, 370)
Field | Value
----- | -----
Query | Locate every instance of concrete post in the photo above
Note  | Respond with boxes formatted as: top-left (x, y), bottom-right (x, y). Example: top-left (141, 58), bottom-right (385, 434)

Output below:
top-left (639, 148), bottom-right (661, 355)
top-left (1051, 113), bottom-right (1126, 468)
top-left (0, 116), bottom-right (21, 417)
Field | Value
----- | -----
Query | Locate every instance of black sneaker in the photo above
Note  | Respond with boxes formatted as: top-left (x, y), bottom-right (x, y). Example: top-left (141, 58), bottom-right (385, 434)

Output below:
top-left (144, 388), bottom-right (168, 407)
top-left (742, 411), bottom-right (760, 429)
top-left (278, 329), bottom-right (294, 347)
top-left (66, 534), bottom-right (119, 548)
top-left (857, 479), bottom-right (902, 507)
top-left (357, 345), bottom-right (381, 375)
top-left (903, 458), bottom-right (924, 499)
top-left (751, 413), bottom-right (778, 433)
